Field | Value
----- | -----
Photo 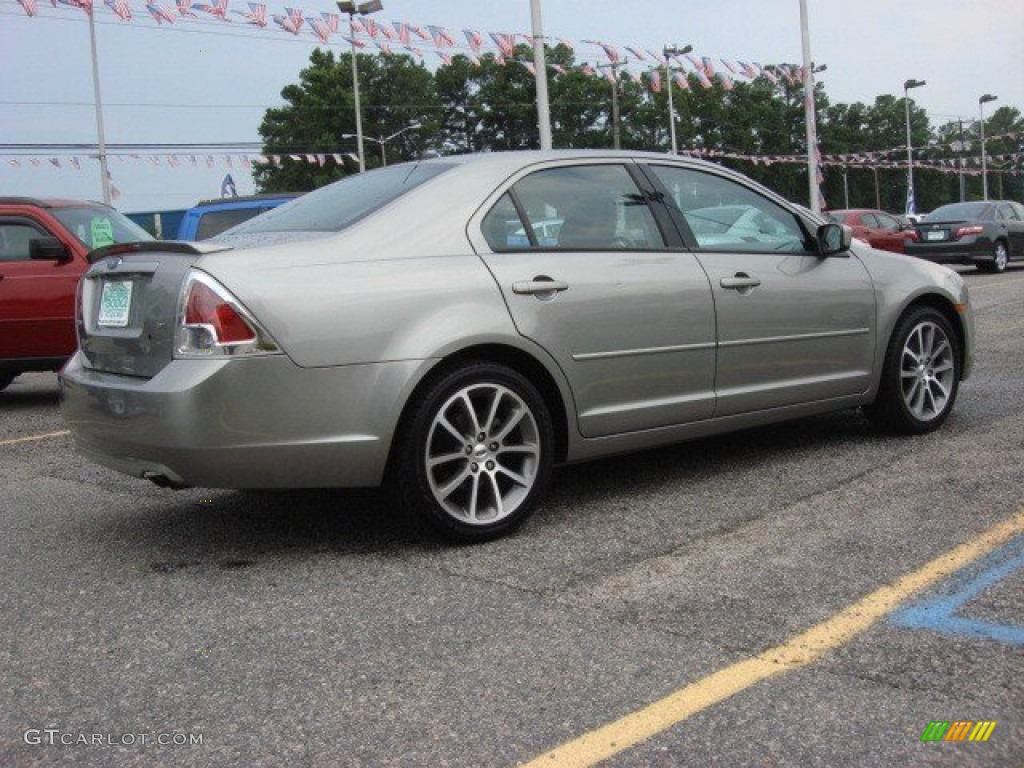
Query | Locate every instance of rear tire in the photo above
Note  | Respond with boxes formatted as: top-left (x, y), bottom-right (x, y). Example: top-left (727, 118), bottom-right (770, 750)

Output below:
top-left (391, 362), bottom-right (554, 543)
top-left (980, 240), bottom-right (1009, 273)
top-left (864, 307), bottom-right (961, 434)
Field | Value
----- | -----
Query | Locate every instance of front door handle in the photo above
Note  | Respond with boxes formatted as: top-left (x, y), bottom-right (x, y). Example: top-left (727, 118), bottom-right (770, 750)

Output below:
top-left (513, 278), bottom-right (569, 295)
top-left (720, 273), bottom-right (761, 291)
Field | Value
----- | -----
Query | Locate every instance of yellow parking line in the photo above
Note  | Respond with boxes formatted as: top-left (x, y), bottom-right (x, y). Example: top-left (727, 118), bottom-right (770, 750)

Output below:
top-left (0, 430), bottom-right (71, 447)
top-left (521, 508), bottom-right (1024, 768)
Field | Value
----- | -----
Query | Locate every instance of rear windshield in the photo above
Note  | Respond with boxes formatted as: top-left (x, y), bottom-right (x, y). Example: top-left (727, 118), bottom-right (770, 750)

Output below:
top-left (228, 163), bottom-right (453, 234)
top-left (51, 206), bottom-right (153, 249)
top-left (928, 202), bottom-right (992, 221)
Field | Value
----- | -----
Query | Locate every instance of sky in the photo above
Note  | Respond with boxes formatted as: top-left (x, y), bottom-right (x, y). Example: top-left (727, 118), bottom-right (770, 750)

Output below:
top-left (1, 0), bottom-right (1022, 213)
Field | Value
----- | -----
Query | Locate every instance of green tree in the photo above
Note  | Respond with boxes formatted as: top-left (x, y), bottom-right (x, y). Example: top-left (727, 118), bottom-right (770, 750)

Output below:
top-left (254, 49), bottom-right (438, 192)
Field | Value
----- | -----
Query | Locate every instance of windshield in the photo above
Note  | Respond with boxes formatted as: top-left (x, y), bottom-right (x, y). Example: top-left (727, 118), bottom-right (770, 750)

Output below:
top-left (928, 202), bottom-right (993, 221)
top-left (227, 162), bottom-right (454, 234)
top-left (52, 206), bottom-right (153, 250)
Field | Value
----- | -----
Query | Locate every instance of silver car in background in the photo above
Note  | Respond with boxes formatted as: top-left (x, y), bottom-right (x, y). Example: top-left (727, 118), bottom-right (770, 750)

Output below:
top-left (60, 151), bottom-right (973, 542)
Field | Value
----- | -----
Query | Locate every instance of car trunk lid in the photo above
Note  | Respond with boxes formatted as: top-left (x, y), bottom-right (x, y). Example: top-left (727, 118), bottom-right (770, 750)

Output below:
top-left (78, 241), bottom-right (231, 378)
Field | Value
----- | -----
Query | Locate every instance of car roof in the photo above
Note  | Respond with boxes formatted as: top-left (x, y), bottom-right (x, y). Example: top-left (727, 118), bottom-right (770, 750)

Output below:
top-left (0, 196), bottom-right (113, 209)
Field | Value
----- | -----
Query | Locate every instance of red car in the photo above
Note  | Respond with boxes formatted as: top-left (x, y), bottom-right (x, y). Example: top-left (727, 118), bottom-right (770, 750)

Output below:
top-left (824, 209), bottom-right (916, 253)
top-left (0, 197), bottom-right (151, 391)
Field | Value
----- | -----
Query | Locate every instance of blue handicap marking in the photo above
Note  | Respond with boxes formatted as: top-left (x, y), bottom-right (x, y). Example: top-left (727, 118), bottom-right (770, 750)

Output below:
top-left (889, 535), bottom-right (1024, 647)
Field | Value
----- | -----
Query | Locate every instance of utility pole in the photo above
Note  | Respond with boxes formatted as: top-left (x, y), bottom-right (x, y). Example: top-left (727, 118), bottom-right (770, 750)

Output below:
top-left (87, 10), bottom-right (111, 204)
top-left (596, 60), bottom-right (626, 149)
top-left (530, 0), bottom-right (552, 149)
top-left (662, 44), bottom-right (693, 155)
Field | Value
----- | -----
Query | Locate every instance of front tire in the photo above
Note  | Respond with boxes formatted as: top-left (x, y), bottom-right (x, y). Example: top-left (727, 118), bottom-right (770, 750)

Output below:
top-left (392, 362), bottom-right (554, 543)
top-left (864, 307), bottom-right (961, 434)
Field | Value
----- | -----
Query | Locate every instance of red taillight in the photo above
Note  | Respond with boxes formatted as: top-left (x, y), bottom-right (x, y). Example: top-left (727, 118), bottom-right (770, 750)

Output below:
top-left (954, 225), bottom-right (983, 239)
top-left (183, 279), bottom-right (255, 344)
top-left (905, 230), bottom-right (919, 242)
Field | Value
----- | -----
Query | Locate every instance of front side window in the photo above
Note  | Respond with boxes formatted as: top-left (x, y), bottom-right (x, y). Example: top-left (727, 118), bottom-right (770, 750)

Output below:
top-left (874, 212), bottom-right (901, 232)
top-left (481, 164), bottom-right (665, 251)
top-left (646, 165), bottom-right (809, 253)
top-left (0, 222), bottom-right (46, 261)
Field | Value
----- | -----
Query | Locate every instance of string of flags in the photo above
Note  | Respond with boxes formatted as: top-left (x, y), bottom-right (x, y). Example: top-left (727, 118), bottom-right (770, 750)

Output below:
top-left (7, 150), bottom-right (1021, 175)
top-left (13, 0), bottom-right (839, 94)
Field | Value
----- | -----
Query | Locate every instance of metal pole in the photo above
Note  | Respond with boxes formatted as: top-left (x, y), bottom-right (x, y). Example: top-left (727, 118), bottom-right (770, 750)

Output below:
top-left (798, 0), bottom-right (819, 213)
top-left (980, 102), bottom-right (989, 200)
top-left (842, 165), bottom-right (849, 208)
top-left (904, 88), bottom-right (913, 213)
top-left (530, 0), bottom-right (552, 150)
top-left (87, 10), bottom-right (111, 204)
top-left (349, 31), bottom-right (366, 173)
top-left (872, 168), bottom-right (880, 210)
top-left (666, 58), bottom-right (677, 155)
top-left (958, 119), bottom-right (966, 202)
top-left (611, 65), bottom-right (620, 150)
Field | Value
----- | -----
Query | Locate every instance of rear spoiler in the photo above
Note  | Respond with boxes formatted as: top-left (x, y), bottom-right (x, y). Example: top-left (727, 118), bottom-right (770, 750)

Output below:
top-left (87, 240), bottom-right (232, 265)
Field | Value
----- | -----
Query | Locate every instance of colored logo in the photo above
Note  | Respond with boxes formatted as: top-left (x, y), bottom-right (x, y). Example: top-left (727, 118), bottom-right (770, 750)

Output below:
top-left (921, 721), bottom-right (997, 742)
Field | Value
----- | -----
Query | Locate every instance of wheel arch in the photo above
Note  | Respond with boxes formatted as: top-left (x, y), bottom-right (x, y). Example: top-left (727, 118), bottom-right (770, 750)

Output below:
top-left (899, 293), bottom-right (968, 374)
top-left (388, 343), bottom-right (572, 471)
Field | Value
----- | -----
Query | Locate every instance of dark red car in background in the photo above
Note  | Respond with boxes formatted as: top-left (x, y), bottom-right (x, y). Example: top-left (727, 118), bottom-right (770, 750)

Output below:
top-left (824, 208), bottom-right (916, 253)
top-left (0, 197), bottom-right (151, 391)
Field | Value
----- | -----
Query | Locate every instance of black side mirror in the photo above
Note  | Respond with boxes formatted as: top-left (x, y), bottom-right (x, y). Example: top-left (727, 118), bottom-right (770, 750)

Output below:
top-left (29, 236), bottom-right (71, 262)
top-left (816, 223), bottom-right (852, 256)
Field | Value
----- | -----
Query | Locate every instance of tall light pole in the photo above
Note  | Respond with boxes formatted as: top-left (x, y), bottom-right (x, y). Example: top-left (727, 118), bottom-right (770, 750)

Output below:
top-left (596, 59), bottom-right (627, 149)
top-left (337, 0), bottom-right (383, 173)
top-left (343, 122), bottom-right (421, 167)
top-left (86, 9), bottom-right (111, 204)
top-left (662, 44), bottom-right (692, 155)
top-left (798, 0), bottom-right (821, 213)
top-left (979, 93), bottom-right (997, 200)
top-left (529, 0), bottom-right (552, 149)
top-left (903, 78), bottom-right (926, 214)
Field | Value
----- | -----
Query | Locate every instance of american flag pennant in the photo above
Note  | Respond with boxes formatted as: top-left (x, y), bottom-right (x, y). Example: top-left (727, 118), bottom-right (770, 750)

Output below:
top-left (758, 64), bottom-right (777, 84)
top-left (721, 59), bottom-right (738, 74)
top-left (701, 56), bottom-right (715, 76)
top-left (696, 69), bottom-right (713, 89)
top-left (16, 0), bottom-right (38, 16)
top-left (673, 72), bottom-right (689, 90)
top-left (738, 61), bottom-right (758, 79)
top-left (374, 39), bottom-right (392, 55)
top-left (520, 61), bottom-right (536, 76)
top-left (206, 156), bottom-right (216, 167)
top-left (648, 69), bottom-right (662, 93)
top-left (407, 24), bottom-right (429, 40)
top-left (104, 0), bottom-right (132, 20)
top-left (146, 2), bottom-right (175, 23)
top-left (175, 0), bottom-right (195, 16)
top-left (239, 156), bottom-right (251, 169)
top-left (392, 21), bottom-right (410, 44)
top-left (71, 157), bottom-right (82, 170)
top-left (362, 17), bottom-right (378, 37)
top-left (307, 17), bottom-right (331, 43)
top-left (465, 53), bottom-right (481, 67)
top-left (167, 155), bottom-right (180, 167)
top-left (627, 69), bottom-right (644, 85)
top-left (426, 24), bottom-right (455, 47)
top-left (331, 153), bottom-right (345, 164)
top-left (580, 63), bottom-right (596, 77)
top-left (435, 50), bottom-right (453, 66)
top-left (377, 22), bottom-right (395, 40)
top-left (320, 12), bottom-right (339, 33)
top-left (684, 53), bottom-right (702, 71)
top-left (57, 0), bottom-right (92, 15)
top-left (342, 36), bottom-right (366, 49)
top-left (519, 32), bottom-right (534, 46)
top-left (49, 158), bottom-right (62, 168)
top-left (716, 71), bottom-right (734, 91)
top-left (272, 13), bottom-right (300, 34)
top-left (189, 155), bottom-right (198, 165)
top-left (463, 29), bottom-right (484, 53)
top-left (489, 32), bottom-right (516, 57)
top-left (30, 158), bottom-right (41, 167)
top-left (191, 0), bottom-right (229, 20)
top-left (646, 49), bottom-right (663, 63)
top-left (232, 2), bottom-right (265, 26)
top-left (284, 6), bottom-right (303, 27)
top-left (304, 154), bottom-right (316, 164)
top-left (625, 47), bottom-right (646, 61)
top-left (402, 45), bottom-right (423, 58)
top-left (348, 17), bottom-right (363, 33)
top-left (224, 155), bottom-right (233, 168)
top-left (316, 154), bottom-right (326, 166)
top-left (597, 42), bottom-right (620, 63)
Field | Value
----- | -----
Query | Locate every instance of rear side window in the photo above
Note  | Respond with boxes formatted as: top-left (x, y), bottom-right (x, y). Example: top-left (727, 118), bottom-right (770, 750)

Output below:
top-left (50, 206), bottom-right (152, 249)
top-left (481, 164), bottom-right (665, 251)
top-left (231, 163), bottom-right (453, 234)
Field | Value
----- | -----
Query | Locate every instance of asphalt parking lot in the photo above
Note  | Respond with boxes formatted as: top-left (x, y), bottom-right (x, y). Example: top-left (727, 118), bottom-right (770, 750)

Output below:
top-left (2, 266), bottom-right (1021, 767)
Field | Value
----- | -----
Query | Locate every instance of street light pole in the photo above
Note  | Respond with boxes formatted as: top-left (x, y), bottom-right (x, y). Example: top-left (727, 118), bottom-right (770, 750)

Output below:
top-left (798, 0), bottom-right (821, 213)
top-left (662, 44), bottom-right (692, 155)
top-left (903, 78), bottom-right (926, 214)
top-left (338, 1), bottom-right (383, 173)
top-left (596, 59), bottom-right (627, 149)
top-left (87, 10), bottom-right (111, 204)
top-left (529, 0), bottom-right (552, 150)
top-left (979, 93), bottom-right (997, 200)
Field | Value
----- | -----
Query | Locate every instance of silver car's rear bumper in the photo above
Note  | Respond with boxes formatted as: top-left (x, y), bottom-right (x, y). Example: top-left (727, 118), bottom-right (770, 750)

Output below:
top-left (59, 352), bottom-right (425, 488)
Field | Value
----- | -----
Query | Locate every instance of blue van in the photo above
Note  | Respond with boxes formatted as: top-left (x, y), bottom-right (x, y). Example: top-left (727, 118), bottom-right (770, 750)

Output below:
top-left (176, 194), bottom-right (300, 240)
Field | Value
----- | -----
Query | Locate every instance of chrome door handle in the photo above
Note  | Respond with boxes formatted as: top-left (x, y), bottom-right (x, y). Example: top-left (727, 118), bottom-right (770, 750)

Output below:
top-left (513, 279), bottom-right (569, 295)
top-left (720, 274), bottom-right (761, 291)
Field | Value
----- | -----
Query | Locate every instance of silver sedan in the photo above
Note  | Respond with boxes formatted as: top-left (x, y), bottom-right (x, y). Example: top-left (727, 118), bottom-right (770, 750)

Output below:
top-left (60, 150), bottom-right (973, 542)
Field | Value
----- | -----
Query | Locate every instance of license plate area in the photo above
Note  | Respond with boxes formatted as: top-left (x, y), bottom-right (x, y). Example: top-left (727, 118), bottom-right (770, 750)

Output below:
top-left (925, 230), bottom-right (947, 242)
top-left (97, 279), bottom-right (134, 328)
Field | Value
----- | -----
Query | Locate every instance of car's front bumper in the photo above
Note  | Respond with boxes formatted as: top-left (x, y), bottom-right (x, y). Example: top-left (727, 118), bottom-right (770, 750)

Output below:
top-left (59, 352), bottom-right (426, 489)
